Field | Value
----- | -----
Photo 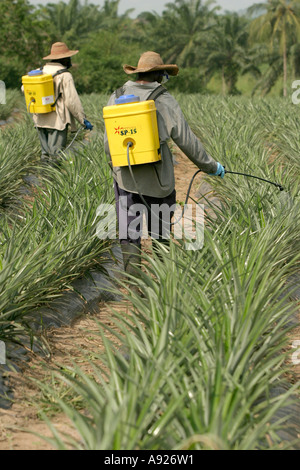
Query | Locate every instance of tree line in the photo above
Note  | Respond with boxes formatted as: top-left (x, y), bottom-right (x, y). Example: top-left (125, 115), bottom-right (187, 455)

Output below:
top-left (1, 0), bottom-right (300, 96)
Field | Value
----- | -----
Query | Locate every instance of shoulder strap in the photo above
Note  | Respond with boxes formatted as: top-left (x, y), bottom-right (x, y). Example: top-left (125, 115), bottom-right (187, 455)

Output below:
top-left (115, 86), bottom-right (125, 99)
top-left (147, 85), bottom-right (167, 101)
top-left (52, 68), bottom-right (69, 78)
top-left (50, 69), bottom-right (69, 109)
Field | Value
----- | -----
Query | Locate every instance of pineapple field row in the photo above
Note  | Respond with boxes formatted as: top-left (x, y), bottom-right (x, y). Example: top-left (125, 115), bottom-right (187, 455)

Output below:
top-left (0, 91), bottom-right (299, 450)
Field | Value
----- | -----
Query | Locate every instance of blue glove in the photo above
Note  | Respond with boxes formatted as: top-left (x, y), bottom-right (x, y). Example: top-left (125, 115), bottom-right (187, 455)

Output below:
top-left (84, 119), bottom-right (93, 130)
top-left (210, 162), bottom-right (225, 179)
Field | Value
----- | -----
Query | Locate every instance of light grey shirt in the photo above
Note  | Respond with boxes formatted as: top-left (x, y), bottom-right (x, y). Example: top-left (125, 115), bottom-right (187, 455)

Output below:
top-left (104, 80), bottom-right (218, 198)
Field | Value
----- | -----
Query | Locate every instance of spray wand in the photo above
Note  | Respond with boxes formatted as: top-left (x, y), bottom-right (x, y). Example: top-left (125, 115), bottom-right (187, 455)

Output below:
top-left (224, 170), bottom-right (284, 191)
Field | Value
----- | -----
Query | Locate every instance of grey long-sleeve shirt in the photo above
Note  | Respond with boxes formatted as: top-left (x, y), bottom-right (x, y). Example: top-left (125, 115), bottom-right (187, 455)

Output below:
top-left (104, 80), bottom-right (218, 198)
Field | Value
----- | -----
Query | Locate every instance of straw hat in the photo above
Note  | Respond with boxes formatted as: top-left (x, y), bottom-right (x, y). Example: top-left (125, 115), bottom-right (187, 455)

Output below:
top-left (43, 42), bottom-right (79, 60)
top-left (123, 51), bottom-right (179, 76)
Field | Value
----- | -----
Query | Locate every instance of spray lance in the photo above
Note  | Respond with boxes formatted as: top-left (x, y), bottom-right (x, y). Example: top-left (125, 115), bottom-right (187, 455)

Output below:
top-left (62, 119), bottom-right (93, 155)
top-left (224, 170), bottom-right (284, 191)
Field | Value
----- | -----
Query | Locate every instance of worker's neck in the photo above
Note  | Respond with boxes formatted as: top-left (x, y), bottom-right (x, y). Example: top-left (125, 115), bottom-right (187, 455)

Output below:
top-left (136, 80), bottom-right (152, 84)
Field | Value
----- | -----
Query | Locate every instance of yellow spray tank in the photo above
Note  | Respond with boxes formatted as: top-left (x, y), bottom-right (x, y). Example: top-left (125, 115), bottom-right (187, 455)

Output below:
top-left (22, 69), bottom-right (56, 114)
top-left (103, 94), bottom-right (161, 167)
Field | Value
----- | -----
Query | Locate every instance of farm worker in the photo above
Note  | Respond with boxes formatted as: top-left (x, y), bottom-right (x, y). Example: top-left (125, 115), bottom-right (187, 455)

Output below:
top-left (33, 42), bottom-right (93, 165)
top-left (104, 51), bottom-right (225, 279)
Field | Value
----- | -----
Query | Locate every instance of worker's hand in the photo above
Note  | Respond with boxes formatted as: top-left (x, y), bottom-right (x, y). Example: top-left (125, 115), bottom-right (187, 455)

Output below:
top-left (83, 119), bottom-right (93, 130)
top-left (210, 162), bottom-right (225, 179)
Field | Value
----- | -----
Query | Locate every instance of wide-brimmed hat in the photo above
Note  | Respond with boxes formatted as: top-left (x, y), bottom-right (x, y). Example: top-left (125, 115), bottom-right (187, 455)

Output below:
top-left (123, 51), bottom-right (179, 76)
top-left (43, 42), bottom-right (79, 60)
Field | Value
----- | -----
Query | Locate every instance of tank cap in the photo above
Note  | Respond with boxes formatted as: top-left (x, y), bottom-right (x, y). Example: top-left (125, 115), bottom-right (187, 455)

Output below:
top-left (28, 69), bottom-right (43, 76)
top-left (115, 94), bottom-right (140, 105)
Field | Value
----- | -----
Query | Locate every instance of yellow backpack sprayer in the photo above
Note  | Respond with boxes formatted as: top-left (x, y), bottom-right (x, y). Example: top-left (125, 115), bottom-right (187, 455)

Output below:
top-left (103, 93), bottom-right (161, 167)
top-left (22, 68), bottom-right (89, 156)
top-left (22, 68), bottom-right (68, 114)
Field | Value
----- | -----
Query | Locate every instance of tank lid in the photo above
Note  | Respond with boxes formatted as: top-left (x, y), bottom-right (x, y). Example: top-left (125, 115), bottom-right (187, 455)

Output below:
top-left (28, 69), bottom-right (43, 76)
top-left (115, 94), bottom-right (140, 105)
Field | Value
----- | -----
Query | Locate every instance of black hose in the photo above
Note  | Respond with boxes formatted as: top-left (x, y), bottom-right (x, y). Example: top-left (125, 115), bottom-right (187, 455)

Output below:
top-left (126, 142), bottom-right (285, 228)
top-left (27, 98), bottom-right (35, 113)
top-left (225, 170), bottom-right (284, 191)
top-left (126, 142), bottom-right (198, 226)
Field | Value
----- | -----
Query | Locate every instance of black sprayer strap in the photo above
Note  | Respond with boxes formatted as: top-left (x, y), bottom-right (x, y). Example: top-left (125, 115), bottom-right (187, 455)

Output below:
top-left (147, 85), bottom-right (167, 101)
top-left (50, 68), bottom-right (70, 108)
top-left (52, 68), bottom-right (69, 78)
top-left (115, 86), bottom-right (125, 99)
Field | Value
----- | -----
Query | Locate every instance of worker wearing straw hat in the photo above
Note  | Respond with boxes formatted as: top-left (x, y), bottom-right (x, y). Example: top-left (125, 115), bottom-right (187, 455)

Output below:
top-left (104, 51), bottom-right (225, 279)
top-left (33, 42), bottom-right (93, 165)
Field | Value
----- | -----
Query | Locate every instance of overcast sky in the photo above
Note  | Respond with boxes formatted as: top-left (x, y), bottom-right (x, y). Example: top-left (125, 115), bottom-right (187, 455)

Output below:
top-left (28, 0), bottom-right (258, 16)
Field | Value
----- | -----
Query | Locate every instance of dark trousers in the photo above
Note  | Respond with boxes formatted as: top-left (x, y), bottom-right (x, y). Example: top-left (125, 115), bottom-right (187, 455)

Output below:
top-left (37, 127), bottom-right (68, 158)
top-left (114, 181), bottom-right (176, 245)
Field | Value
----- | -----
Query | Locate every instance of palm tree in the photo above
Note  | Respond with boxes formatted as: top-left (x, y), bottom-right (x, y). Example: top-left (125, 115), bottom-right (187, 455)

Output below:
top-left (249, 0), bottom-right (300, 96)
top-left (37, 0), bottom-right (103, 43)
top-left (125, 11), bottom-right (163, 50)
top-left (251, 48), bottom-right (283, 96)
top-left (157, 0), bottom-right (219, 67)
top-left (205, 14), bottom-right (260, 95)
top-left (37, 0), bottom-right (134, 45)
top-left (100, 0), bottom-right (134, 31)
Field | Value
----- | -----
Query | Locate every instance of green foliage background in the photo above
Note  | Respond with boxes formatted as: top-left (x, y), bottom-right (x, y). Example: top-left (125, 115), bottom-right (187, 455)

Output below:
top-left (1, 0), bottom-right (300, 96)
